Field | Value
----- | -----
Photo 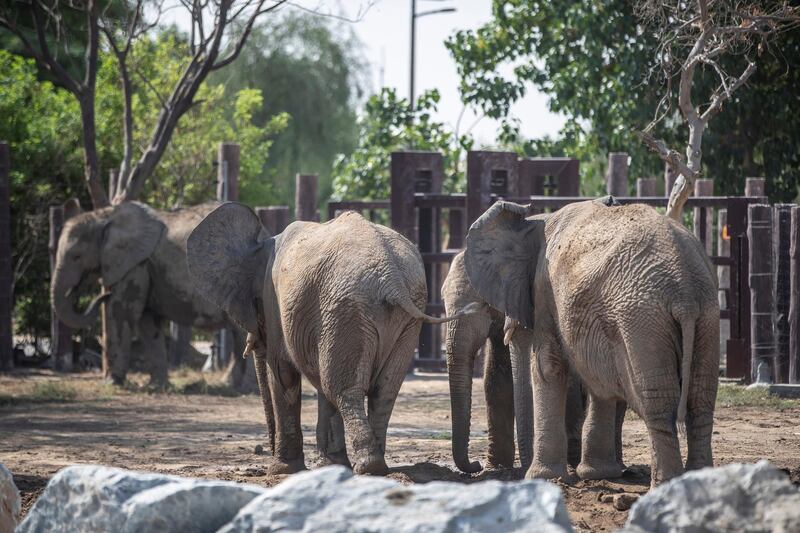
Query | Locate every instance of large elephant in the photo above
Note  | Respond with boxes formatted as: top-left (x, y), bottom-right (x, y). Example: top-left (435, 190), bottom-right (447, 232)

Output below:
top-left (51, 200), bottom-right (253, 390)
top-left (442, 251), bottom-right (623, 475)
top-left (464, 200), bottom-right (719, 487)
top-left (186, 204), bottom-right (474, 475)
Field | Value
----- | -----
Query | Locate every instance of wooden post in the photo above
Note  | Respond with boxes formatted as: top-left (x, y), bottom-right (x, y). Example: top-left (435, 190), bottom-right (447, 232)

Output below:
top-left (745, 177), bottom-right (765, 198)
top-left (774, 204), bottom-right (793, 383)
top-left (726, 197), bottom-right (751, 380)
top-left (0, 143), bottom-right (11, 371)
top-left (466, 151), bottom-right (518, 226)
top-left (217, 143), bottom-right (240, 202)
top-left (444, 209), bottom-right (465, 250)
top-left (748, 204), bottom-right (776, 383)
top-left (256, 206), bottom-right (290, 235)
top-left (557, 159), bottom-right (580, 196)
top-left (636, 178), bottom-right (657, 197)
top-left (718, 209), bottom-right (730, 370)
top-left (664, 163), bottom-right (678, 197)
top-left (169, 323), bottom-right (191, 368)
top-left (693, 179), bottom-right (714, 254)
top-left (49, 206), bottom-right (73, 371)
top-left (295, 174), bottom-right (318, 222)
top-left (606, 153), bottom-right (629, 196)
top-left (790, 206), bottom-right (800, 383)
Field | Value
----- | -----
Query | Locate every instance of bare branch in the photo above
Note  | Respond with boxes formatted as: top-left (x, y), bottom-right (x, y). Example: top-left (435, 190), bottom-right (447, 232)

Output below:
top-left (636, 131), bottom-right (700, 182)
top-left (700, 59), bottom-right (756, 121)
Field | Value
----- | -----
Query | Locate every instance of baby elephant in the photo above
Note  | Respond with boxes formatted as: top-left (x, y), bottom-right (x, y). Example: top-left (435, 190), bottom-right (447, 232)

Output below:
top-left (187, 205), bottom-right (473, 475)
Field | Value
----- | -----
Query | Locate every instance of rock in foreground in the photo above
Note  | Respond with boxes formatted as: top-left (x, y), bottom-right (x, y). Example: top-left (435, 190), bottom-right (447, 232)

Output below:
top-left (18, 465), bottom-right (572, 532)
top-left (0, 463), bottom-right (21, 533)
top-left (622, 461), bottom-right (800, 533)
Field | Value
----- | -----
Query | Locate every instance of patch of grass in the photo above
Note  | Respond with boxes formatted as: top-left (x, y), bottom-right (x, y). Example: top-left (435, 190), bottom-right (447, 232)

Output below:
top-left (716, 384), bottom-right (800, 409)
top-left (29, 382), bottom-right (78, 402)
top-left (430, 431), bottom-right (452, 441)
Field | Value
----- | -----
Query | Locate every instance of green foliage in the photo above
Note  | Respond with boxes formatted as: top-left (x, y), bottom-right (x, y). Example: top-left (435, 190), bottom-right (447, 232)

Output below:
top-left (331, 88), bottom-right (473, 201)
top-left (214, 13), bottom-right (366, 207)
top-left (96, 32), bottom-right (289, 208)
top-left (716, 384), bottom-right (799, 410)
top-left (447, 0), bottom-right (800, 201)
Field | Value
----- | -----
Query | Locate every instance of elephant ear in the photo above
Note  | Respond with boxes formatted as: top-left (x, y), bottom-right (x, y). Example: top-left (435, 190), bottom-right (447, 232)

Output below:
top-left (101, 202), bottom-right (165, 286)
top-left (186, 202), bottom-right (272, 333)
top-left (464, 201), bottom-right (541, 329)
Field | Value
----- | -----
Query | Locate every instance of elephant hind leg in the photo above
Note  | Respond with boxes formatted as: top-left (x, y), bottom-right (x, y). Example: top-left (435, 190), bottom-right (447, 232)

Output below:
top-left (685, 312), bottom-right (719, 471)
top-left (265, 359), bottom-right (306, 475)
top-left (316, 394), bottom-right (350, 468)
top-left (576, 393), bottom-right (623, 480)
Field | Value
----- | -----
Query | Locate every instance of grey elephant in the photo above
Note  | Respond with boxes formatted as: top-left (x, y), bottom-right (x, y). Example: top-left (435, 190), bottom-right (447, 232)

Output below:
top-left (51, 200), bottom-right (253, 389)
top-left (186, 204), bottom-right (475, 475)
top-left (442, 251), bottom-right (624, 474)
top-left (464, 200), bottom-right (719, 487)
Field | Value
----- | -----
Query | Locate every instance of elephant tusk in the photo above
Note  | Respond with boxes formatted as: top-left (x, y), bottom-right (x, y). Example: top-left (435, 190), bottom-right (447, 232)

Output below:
top-left (503, 317), bottom-right (519, 346)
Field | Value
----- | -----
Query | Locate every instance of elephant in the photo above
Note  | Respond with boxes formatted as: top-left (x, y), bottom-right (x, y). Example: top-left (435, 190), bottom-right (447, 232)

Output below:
top-left (51, 199), bottom-right (253, 390)
top-left (442, 251), bottom-right (625, 475)
top-left (186, 204), bottom-right (476, 475)
top-left (464, 199), bottom-right (719, 487)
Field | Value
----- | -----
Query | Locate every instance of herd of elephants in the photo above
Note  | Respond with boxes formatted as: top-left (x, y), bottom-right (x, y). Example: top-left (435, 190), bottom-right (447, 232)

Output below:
top-left (50, 194), bottom-right (719, 489)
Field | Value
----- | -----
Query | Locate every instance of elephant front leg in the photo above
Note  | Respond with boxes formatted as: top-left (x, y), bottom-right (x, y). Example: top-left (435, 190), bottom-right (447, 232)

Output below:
top-left (316, 394), bottom-right (350, 468)
top-left (139, 311), bottom-right (168, 389)
top-left (265, 359), bottom-right (306, 475)
top-left (576, 393), bottom-right (623, 480)
top-left (527, 343), bottom-right (569, 480)
top-left (484, 333), bottom-right (515, 469)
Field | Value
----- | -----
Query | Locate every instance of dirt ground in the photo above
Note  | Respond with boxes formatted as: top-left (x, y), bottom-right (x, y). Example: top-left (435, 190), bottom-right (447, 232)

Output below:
top-left (2, 369), bottom-right (799, 532)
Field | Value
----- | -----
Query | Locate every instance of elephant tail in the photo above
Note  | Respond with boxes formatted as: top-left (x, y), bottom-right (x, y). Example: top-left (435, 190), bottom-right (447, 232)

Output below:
top-left (394, 296), bottom-right (483, 324)
top-left (676, 318), bottom-right (696, 436)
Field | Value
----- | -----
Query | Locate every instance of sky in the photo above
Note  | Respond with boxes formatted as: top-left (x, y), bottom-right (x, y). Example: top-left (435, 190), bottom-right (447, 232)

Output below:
top-left (328, 0), bottom-right (566, 144)
top-left (164, 0), bottom-right (566, 145)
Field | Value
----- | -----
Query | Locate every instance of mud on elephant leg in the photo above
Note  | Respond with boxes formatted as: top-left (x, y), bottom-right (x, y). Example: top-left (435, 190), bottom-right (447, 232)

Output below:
top-left (484, 331), bottom-right (515, 470)
top-left (265, 360), bottom-right (306, 475)
top-left (138, 311), bottom-right (168, 389)
top-left (576, 393), bottom-right (623, 480)
top-left (527, 342), bottom-right (570, 480)
top-left (316, 395), bottom-right (350, 468)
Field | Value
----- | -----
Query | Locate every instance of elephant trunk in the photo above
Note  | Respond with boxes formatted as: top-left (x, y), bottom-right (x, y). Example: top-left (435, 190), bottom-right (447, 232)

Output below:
top-left (508, 325), bottom-right (534, 471)
top-left (51, 267), bottom-right (108, 329)
top-left (446, 320), bottom-right (482, 474)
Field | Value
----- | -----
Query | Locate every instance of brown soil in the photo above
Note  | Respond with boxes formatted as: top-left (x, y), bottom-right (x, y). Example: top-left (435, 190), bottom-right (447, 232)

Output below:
top-left (2, 369), bottom-right (799, 532)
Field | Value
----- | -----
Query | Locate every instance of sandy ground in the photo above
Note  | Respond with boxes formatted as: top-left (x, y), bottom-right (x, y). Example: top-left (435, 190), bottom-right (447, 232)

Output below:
top-left (2, 369), bottom-right (799, 532)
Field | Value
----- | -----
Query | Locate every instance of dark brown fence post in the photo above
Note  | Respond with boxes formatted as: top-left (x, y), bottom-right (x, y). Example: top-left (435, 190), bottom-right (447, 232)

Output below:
top-left (606, 153), bottom-right (629, 196)
top-left (718, 209), bottom-right (730, 371)
top-left (636, 178), bottom-right (657, 197)
top-left (557, 159), bottom-right (580, 196)
top-left (0, 143), bottom-right (11, 371)
top-left (693, 179), bottom-right (714, 254)
top-left (49, 206), bottom-right (73, 371)
top-left (256, 206), bottom-right (290, 235)
top-left (790, 206), bottom-right (800, 383)
top-left (774, 204), bottom-right (793, 383)
top-left (664, 163), bottom-right (678, 197)
top-left (745, 177), bottom-right (765, 198)
top-left (748, 204), bottom-right (776, 383)
top-left (467, 151), bottom-right (518, 226)
top-left (295, 174), bottom-right (318, 222)
top-left (444, 209), bottom-right (465, 250)
top-left (726, 197), bottom-right (751, 379)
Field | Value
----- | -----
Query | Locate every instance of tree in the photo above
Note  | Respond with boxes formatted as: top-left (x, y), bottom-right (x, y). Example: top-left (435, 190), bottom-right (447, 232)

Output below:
top-left (446, 1), bottom-right (800, 201)
top-left (214, 12), bottom-right (366, 207)
top-left (331, 88), bottom-right (473, 201)
top-left (0, 0), bottom-right (288, 208)
top-left (634, 0), bottom-right (800, 219)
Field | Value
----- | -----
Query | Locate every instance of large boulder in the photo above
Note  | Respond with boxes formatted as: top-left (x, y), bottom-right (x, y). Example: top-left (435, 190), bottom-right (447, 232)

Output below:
top-left (622, 461), bottom-right (800, 533)
top-left (17, 466), bottom-right (264, 533)
top-left (19, 465), bottom-right (572, 532)
top-left (221, 466), bottom-right (572, 532)
top-left (0, 463), bottom-right (20, 533)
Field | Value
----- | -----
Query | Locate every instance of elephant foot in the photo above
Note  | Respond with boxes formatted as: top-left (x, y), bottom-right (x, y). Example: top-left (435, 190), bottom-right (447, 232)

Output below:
top-left (525, 462), bottom-right (568, 481)
top-left (144, 379), bottom-right (170, 392)
top-left (109, 375), bottom-right (126, 387)
top-left (265, 456), bottom-right (306, 475)
top-left (577, 459), bottom-right (623, 480)
top-left (353, 453), bottom-right (388, 476)
top-left (317, 451), bottom-right (352, 469)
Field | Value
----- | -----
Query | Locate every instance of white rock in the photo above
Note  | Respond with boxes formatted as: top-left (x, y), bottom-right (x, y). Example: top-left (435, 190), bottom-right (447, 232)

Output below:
top-left (622, 461), bottom-right (800, 533)
top-left (16, 465), bottom-right (264, 533)
top-left (221, 465), bottom-right (572, 533)
top-left (0, 463), bottom-right (21, 533)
